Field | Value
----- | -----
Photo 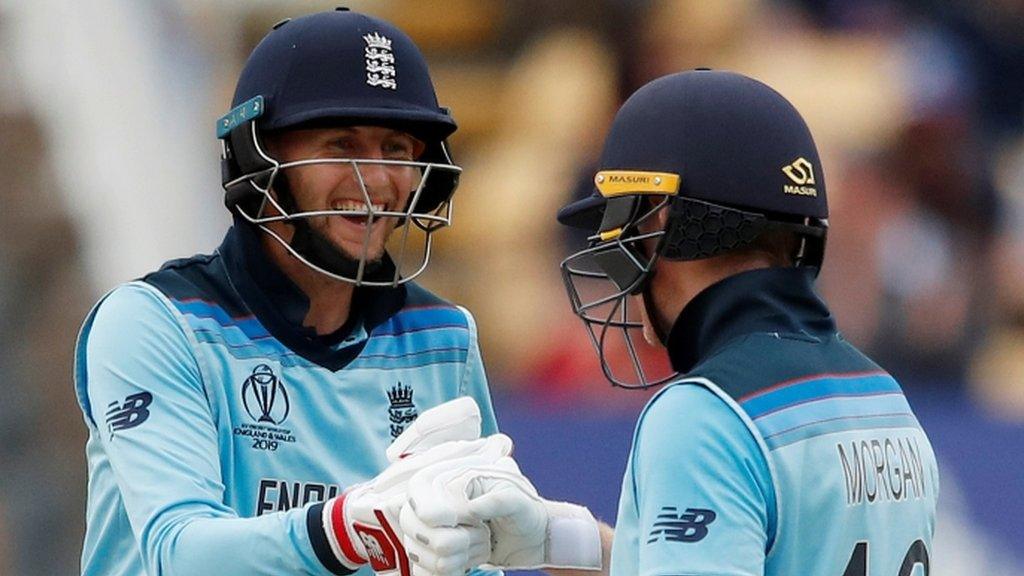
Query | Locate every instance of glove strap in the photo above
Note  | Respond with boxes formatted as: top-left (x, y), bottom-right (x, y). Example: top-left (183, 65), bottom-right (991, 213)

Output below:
top-left (544, 501), bottom-right (602, 570)
top-left (323, 491), bottom-right (412, 575)
top-left (323, 493), bottom-right (369, 570)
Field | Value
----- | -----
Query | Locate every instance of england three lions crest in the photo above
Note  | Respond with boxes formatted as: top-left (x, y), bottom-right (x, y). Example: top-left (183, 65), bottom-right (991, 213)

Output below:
top-left (363, 32), bottom-right (397, 90)
top-left (387, 383), bottom-right (417, 439)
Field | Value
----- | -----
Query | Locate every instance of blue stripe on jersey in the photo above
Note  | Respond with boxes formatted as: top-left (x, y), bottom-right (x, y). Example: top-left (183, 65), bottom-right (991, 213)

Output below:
top-left (190, 322), bottom-right (276, 349)
top-left (740, 371), bottom-right (897, 418)
top-left (754, 392), bottom-right (912, 436)
top-left (762, 413), bottom-right (921, 450)
top-left (191, 330), bottom-right (301, 362)
top-left (172, 298), bottom-right (269, 339)
top-left (739, 372), bottom-right (919, 450)
top-left (755, 399), bottom-right (918, 450)
top-left (348, 348), bottom-right (469, 370)
top-left (170, 299), bottom-right (470, 369)
top-left (171, 299), bottom-right (296, 360)
top-left (364, 312), bottom-right (469, 354)
top-left (355, 307), bottom-right (470, 369)
top-left (188, 318), bottom-right (289, 353)
top-left (372, 306), bottom-right (469, 336)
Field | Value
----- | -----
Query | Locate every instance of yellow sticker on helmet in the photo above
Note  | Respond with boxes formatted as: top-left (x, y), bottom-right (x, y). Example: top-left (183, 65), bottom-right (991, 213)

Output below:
top-left (599, 227), bottom-right (624, 241)
top-left (594, 171), bottom-right (680, 197)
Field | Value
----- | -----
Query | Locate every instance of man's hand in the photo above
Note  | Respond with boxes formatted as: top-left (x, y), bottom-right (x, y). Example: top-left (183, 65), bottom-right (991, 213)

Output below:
top-left (319, 396), bottom-right (500, 576)
top-left (400, 456), bottom-right (602, 574)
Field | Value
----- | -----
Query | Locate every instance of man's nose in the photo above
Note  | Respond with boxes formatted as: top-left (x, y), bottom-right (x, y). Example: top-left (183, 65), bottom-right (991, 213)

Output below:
top-left (354, 157), bottom-right (391, 191)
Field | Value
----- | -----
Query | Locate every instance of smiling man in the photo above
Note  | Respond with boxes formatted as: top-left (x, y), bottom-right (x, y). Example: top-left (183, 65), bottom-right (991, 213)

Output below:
top-left (255, 124), bottom-right (433, 334)
top-left (73, 9), bottom-right (502, 576)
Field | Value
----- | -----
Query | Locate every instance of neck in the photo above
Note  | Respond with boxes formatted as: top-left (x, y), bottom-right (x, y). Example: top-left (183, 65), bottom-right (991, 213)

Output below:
top-left (652, 254), bottom-right (776, 335)
top-left (664, 266), bottom-right (831, 373)
top-left (261, 233), bottom-right (354, 335)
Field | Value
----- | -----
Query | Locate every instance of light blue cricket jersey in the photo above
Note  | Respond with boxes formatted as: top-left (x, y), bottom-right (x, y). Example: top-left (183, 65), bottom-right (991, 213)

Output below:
top-left (73, 225), bottom-right (501, 576)
top-left (611, 268), bottom-right (938, 576)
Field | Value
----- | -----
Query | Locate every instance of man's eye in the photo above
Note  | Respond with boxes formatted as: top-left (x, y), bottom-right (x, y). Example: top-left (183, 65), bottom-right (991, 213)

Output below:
top-left (383, 141), bottom-right (415, 159)
top-left (328, 139), bottom-right (356, 155)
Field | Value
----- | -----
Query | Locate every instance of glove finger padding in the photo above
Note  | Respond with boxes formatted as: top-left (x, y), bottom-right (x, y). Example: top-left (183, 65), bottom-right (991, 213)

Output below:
top-left (373, 434), bottom-right (514, 494)
top-left (464, 471), bottom-right (548, 567)
top-left (464, 471), bottom-right (545, 525)
top-left (404, 455), bottom-right (525, 528)
top-left (387, 397), bottom-right (482, 462)
top-left (403, 457), bottom-right (603, 572)
top-left (401, 507), bottom-right (491, 576)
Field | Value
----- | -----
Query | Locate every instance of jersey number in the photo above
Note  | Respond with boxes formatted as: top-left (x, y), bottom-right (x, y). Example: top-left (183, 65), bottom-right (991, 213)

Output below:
top-left (842, 540), bottom-right (929, 576)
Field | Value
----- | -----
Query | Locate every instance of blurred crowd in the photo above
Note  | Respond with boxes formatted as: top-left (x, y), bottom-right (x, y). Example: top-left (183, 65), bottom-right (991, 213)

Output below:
top-left (0, 0), bottom-right (1022, 573)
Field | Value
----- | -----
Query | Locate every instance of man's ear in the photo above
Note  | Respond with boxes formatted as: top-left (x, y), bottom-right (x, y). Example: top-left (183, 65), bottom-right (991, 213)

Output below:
top-left (637, 197), bottom-right (671, 237)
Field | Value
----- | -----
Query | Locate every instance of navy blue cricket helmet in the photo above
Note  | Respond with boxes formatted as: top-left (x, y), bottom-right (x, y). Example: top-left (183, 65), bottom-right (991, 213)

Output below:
top-left (217, 8), bottom-right (461, 286)
top-left (559, 69), bottom-right (829, 388)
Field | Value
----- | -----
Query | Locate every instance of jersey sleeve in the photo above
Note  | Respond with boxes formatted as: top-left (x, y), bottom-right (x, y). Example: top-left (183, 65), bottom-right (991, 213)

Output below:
top-left (78, 283), bottom-right (342, 576)
top-left (456, 305), bottom-right (500, 436)
top-left (632, 383), bottom-right (775, 576)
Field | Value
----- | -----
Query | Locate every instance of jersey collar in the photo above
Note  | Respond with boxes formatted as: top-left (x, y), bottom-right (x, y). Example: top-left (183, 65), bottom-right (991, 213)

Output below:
top-left (666, 267), bottom-right (835, 373)
top-left (219, 221), bottom-right (406, 369)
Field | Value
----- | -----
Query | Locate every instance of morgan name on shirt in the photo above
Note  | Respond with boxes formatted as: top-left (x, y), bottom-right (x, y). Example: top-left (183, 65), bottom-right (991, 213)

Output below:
top-left (837, 435), bottom-right (929, 506)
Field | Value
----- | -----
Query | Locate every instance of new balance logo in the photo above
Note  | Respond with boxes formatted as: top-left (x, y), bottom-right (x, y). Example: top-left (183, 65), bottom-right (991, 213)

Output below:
top-left (105, 392), bottom-right (153, 439)
top-left (647, 507), bottom-right (716, 544)
top-left (351, 510), bottom-right (409, 573)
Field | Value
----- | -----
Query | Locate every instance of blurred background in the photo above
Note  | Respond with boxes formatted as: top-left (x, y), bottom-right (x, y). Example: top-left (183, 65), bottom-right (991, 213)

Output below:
top-left (1, 0), bottom-right (1022, 573)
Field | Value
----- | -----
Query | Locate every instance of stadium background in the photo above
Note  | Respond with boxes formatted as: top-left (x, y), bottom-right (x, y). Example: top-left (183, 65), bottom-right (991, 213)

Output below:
top-left (1, 0), bottom-right (1022, 573)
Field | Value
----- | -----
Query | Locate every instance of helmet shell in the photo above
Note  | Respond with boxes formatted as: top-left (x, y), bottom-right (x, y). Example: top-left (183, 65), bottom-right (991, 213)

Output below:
top-left (232, 9), bottom-right (455, 139)
top-left (220, 9), bottom-right (459, 215)
top-left (560, 70), bottom-right (826, 228)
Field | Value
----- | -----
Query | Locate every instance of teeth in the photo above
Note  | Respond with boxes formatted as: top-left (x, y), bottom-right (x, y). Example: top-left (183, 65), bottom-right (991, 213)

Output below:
top-left (331, 200), bottom-right (385, 213)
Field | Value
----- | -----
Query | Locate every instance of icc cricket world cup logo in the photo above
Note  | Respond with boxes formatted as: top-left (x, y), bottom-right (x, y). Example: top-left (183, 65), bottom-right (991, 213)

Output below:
top-left (242, 364), bottom-right (290, 425)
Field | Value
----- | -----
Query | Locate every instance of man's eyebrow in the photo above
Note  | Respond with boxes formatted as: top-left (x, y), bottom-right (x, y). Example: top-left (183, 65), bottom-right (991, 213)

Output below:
top-left (323, 127), bottom-right (357, 138)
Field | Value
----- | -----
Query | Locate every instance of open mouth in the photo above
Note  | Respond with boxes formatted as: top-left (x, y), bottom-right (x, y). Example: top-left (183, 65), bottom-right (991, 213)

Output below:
top-left (330, 199), bottom-right (386, 226)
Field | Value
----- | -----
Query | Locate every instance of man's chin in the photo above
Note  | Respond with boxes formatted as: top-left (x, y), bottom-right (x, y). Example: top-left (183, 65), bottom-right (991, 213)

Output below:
top-left (335, 246), bottom-right (384, 265)
top-left (322, 223), bottom-right (393, 261)
top-left (317, 228), bottom-right (382, 261)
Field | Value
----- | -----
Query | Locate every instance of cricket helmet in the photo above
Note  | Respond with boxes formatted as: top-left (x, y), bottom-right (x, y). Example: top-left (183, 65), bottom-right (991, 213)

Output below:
top-left (559, 69), bottom-right (829, 388)
top-left (218, 8), bottom-right (460, 286)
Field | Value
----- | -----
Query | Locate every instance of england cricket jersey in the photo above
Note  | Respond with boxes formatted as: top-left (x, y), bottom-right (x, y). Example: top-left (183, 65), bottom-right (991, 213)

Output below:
top-left (610, 268), bottom-right (938, 576)
top-left (74, 224), bottom-right (501, 576)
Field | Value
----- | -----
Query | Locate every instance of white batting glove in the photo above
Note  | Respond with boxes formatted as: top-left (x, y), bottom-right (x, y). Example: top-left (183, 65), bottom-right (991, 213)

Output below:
top-left (318, 397), bottom-right (501, 575)
top-left (401, 456), bottom-right (602, 573)
top-left (386, 396), bottom-right (482, 462)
